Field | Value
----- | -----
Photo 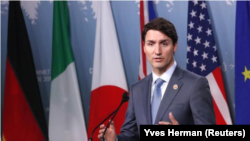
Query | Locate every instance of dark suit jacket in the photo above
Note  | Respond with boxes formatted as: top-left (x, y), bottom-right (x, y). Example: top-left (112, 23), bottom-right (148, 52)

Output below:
top-left (117, 66), bottom-right (216, 141)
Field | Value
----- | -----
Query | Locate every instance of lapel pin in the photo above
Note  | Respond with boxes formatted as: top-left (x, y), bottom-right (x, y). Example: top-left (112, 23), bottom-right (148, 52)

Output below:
top-left (173, 84), bottom-right (178, 90)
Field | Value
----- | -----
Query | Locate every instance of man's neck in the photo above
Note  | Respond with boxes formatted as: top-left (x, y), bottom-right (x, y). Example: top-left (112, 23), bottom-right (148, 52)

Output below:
top-left (153, 60), bottom-right (175, 77)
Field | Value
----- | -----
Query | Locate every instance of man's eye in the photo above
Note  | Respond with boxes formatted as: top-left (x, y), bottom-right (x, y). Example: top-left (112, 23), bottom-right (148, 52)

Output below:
top-left (162, 43), bottom-right (168, 46)
top-left (148, 43), bottom-right (154, 46)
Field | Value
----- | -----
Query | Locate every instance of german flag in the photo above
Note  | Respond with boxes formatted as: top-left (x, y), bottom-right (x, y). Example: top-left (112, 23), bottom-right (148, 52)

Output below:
top-left (2, 1), bottom-right (48, 141)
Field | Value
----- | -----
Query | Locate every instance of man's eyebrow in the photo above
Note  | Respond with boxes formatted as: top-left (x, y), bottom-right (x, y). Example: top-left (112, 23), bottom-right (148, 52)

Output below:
top-left (146, 39), bottom-right (170, 43)
top-left (146, 40), bottom-right (155, 43)
top-left (160, 39), bottom-right (170, 42)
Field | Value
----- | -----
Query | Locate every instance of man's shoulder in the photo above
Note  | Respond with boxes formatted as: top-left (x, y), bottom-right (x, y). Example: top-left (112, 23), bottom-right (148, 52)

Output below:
top-left (131, 74), bottom-right (152, 88)
top-left (177, 66), bottom-right (206, 82)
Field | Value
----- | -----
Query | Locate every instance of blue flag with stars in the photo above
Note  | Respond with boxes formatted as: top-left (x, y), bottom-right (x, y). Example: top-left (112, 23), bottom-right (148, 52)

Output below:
top-left (186, 1), bottom-right (232, 124)
top-left (235, 1), bottom-right (250, 125)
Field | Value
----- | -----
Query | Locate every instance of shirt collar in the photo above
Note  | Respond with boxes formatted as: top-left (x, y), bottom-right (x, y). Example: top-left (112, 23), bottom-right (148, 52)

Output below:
top-left (152, 60), bottom-right (177, 85)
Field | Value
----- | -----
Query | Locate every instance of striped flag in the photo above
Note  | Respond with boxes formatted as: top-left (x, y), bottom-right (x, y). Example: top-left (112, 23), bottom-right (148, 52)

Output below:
top-left (2, 1), bottom-right (48, 141)
top-left (87, 1), bottom-right (128, 141)
top-left (48, 1), bottom-right (88, 141)
top-left (186, 1), bottom-right (232, 124)
top-left (139, 1), bottom-right (156, 80)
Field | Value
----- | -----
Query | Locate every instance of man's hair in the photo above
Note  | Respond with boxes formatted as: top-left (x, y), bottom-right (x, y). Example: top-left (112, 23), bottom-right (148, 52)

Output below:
top-left (141, 17), bottom-right (178, 45)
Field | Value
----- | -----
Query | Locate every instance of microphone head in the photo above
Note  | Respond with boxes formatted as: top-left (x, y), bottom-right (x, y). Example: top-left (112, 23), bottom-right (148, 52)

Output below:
top-left (122, 92), bottom-right (129, 102)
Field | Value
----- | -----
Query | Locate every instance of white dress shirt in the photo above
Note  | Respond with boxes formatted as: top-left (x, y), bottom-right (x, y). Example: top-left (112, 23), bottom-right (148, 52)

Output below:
top-left (151, 60), bottom-right (177, 102)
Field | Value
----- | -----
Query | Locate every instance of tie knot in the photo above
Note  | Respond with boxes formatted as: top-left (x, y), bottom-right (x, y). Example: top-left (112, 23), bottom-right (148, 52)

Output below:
top-left (155, 78), bottom-right (165, 88)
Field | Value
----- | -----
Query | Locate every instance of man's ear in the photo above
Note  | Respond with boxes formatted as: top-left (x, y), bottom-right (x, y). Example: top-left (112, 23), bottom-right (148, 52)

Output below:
top-left (174, 43), bottom-right (178, 54)
top-left (143, 42), bottom-right (146, 53)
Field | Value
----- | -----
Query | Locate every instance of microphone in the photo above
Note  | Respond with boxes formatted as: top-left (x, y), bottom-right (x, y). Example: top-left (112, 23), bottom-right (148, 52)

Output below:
top-left (88, 92), bottom-right (129, 141)
top-left (101, 92), bottom-right (129, 141)
top-left (88, 111), bottom-right (116, 141)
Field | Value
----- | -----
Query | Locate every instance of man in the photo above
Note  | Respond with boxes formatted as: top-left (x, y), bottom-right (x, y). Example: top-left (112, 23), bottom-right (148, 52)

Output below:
top-left (98, 17), bottom-right (216, 141)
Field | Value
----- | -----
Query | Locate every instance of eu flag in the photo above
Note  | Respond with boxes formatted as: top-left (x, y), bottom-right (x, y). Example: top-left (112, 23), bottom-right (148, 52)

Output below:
top-left (235, 1), bottom-right (250, 125)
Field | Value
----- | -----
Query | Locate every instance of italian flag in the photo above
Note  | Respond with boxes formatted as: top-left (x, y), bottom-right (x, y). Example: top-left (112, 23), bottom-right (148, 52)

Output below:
top-left (48, 1), bottom-right (87, 141)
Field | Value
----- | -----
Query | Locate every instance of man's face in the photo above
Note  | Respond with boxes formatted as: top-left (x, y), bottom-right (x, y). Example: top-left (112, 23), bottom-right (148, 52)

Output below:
top-left (144, 30), bottom-right (177, 73)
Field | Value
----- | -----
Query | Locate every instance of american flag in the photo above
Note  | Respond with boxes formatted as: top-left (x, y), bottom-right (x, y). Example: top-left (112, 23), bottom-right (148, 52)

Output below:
top-left (139, 0), bottom-right (156, 80)
top-left (187, 0), bottom-right (232, 124)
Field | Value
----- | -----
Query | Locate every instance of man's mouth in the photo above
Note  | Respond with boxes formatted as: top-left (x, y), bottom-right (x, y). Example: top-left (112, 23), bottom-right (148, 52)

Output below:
top-left (153, 58), bottom-right (163, 62)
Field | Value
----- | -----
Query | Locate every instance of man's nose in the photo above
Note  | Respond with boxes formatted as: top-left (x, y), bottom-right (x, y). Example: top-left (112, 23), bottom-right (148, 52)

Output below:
top-left (155, 45), bottom-right (162, 55)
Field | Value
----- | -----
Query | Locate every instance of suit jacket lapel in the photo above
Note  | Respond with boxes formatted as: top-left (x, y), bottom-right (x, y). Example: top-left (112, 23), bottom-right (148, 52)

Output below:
top-left (154, 66), bottom-right (184, 124)
top-left (141, 74), bottom-right (153, 124)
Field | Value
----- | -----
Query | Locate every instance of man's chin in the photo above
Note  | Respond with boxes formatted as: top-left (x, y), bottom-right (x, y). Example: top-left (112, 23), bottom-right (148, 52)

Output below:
top-left (153, 65), bottom-right (166, 70)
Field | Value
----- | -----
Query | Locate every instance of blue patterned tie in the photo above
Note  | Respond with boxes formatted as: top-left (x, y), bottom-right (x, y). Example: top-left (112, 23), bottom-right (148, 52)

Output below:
top-left (151, 78), bottom-right (165, 124)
